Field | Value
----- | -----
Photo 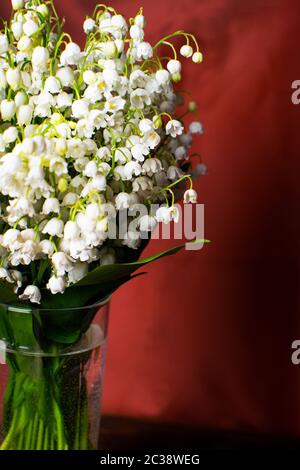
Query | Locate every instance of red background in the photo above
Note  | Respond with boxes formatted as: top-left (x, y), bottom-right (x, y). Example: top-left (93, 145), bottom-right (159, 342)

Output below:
top-left (1, 0), bottom-right (300, 437)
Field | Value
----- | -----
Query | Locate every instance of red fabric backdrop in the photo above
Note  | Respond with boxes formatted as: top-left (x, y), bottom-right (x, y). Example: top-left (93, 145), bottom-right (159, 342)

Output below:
top-left (1, 0), bottom-right (300, 436)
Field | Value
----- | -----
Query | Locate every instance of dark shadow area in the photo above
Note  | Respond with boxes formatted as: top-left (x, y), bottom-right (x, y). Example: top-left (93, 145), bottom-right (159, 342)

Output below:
top-left (100, 415), bottom-right (300, 450)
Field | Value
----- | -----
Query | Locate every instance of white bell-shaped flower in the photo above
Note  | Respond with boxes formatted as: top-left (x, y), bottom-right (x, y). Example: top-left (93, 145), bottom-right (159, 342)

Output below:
top-left (47, 275), bottom-right (67, 295)
top-left (42, 218), bottom-right (64, 237)
top-left (183, 189), bottom-right (198, 204)
top-left (19, 285), bottom-right (41, 304)
top-left (32, 47), bottom-right (50, 70)
top-left (1, 100), bottom-right (16, 121)
top-left (52, 252), bottom-right (73, 276)
top-left (0, 34), bottom-right (9, 54)
top-left (17, 105), bottom-right (33, 126)
top-left (42, 198), bottom-right (60, 215)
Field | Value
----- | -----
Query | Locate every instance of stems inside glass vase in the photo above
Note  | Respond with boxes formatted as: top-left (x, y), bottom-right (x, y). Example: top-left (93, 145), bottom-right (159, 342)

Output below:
top-left (0, 302), bottom-right (109, 450)
top-left (1, 351), bottom-right (91, 450)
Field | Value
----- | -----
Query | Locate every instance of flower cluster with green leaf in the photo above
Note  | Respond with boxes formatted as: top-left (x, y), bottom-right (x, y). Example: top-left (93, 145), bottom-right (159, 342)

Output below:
top-left (0, 0), bottom-right (205, 305)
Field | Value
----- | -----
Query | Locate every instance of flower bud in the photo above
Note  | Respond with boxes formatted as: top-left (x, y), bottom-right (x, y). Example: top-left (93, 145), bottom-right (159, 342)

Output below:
top-left (167, 59), bottom-right (181, 74)
top-left (1, 99), bottom-right (16, 121)
top-left (3, 127), bottom-right (19, 144)
top-left (83, 161), bottom-right (98, 178)
top-left (37, 4), bottom-right (49, 17)
top-left (32, 46), bottom-right (49, 71)
top-left (153, 115), bottom-right (162, 129)
top-left (189, 121), bottom-right (203, 134)
top-left (68, 121), bottom-right (77, 130)
top-left (15, 90), bottom-right (28, 107)
top-left (171, 72), bottom-right (181, 83)
top-left (192, 163), bottom-right (208, 177)
top-left (17, 35), bottom-right (32, 53)
top-left (130, 24), bottom-right (144, 41)
top-left (17, 105), bottom-right (33, 126)
top-left (21, 138), bottom-right (34, 154)
top-left (115, 39), bottom-right (124, 53)
top-left (188, 101), bottom-right (197, 112)
top-left (6, 68), bottom-right (22, 91)
top-left (23, 19), bottom-right (39, 37)
top-left (55, 139), bottom-right (67, 156)
top-left (11, 0), bottom-right (24, 10)
top-left (72, 99), bottom-right (89, 119)
top-left (85, 203), bottom-right (100, 220)
top-left (21, 71), bottom-right (31, 88)
top-left (100, 41), bottom-right (118, 59)
top-left (48, 32), bottom-right (58, 51)
top-left (83, 18), bottom-right (95, 34)
top-left (51, 113), bottom-right (64, 126)
top-left (192, 52), bottom-right (203, 63)
top-left (134, 14), bottom-right (145, 28)
top-left (0, 70), bottom-right (7, 89)
top-left (62, 193), bottom-right (78, 207)
top-left (0, 34), bottom-right (9, 54)
top-left (15, 51), bottom-right (25, 64)
top-left (83, 70), bottom-right (97, 85)
top-left (175, 146), bottom-right (186, 160)
top-left (58, 177), bottom-right (68, 193)
top-left (11, 21), bottom-right (23, 40)
top-left (139, 118), bottom-right (154, 134)
top-left (155, 69), bottom-right (170, 86)
top-left (180, 45), bottom-right (193, 58)
top-left (56, 67), bottom-right (74, 87)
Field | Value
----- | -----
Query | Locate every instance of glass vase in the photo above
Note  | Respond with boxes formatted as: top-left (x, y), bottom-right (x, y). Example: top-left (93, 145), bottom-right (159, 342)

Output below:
top-left (0, 299), bottom-right (110, 450)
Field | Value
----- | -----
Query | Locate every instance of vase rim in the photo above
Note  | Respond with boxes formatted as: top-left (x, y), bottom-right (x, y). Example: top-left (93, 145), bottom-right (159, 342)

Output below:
top-left (0, 295), bottom-right (111, 313)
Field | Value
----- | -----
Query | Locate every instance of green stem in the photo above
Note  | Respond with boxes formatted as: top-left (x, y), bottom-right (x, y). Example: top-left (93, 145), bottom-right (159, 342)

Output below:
top-left (30, 413), bottom-right (39, 449)
top-left (53, 398), bottom-right (65, 450)
top-left (1, 405), bottom-right (22, 450)
top-left (43, 427), bottom-right (49, 450)
top-left (17, 429), bottom-right (24, 450)
top-left (36, 419), bottom-right (44, 450)
top-left (24, 417), bottom-right (33, 450)
top-left (1, 353), bottom-right (92, 450)
top-left (50, 432), bottom-right (55, 450)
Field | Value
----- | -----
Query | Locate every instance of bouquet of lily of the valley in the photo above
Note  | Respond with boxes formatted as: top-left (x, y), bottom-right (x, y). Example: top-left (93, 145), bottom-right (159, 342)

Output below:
top-left (0, 0), bottom-right (206, 450)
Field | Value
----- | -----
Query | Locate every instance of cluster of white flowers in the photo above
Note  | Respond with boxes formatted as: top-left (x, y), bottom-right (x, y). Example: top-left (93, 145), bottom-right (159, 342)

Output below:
top-left (0, 0), bottom-right (204, 303)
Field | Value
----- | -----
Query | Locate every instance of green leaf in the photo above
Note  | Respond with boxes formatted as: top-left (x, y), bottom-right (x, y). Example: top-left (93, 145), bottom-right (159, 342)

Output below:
top-left (37, 273), bottom-right (145, 345)
top-left (39, 239), bottom-right (208, 310)
top-left (0, 240), bottom-right (208, 351)
top-left (77, 240), bottom-right (204, 287)
top-left (40, 273), bottom-right (144, 310)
